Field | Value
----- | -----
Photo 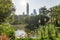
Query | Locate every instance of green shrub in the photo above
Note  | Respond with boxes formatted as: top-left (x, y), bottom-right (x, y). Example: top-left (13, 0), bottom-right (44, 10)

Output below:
top-left (0, 23), bottom-right (15, 40)
top-left (38, 24), bottom-right (60, 40)
top-left (16, 38), bottom-right (40, 40)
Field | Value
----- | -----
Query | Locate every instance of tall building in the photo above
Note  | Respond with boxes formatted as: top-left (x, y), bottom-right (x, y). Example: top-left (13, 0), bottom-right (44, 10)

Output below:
top-left (31, 13), bottom-right (34, 16)
top-left (26, 3), bottom-right (29, 15)
top-left (39, 8), bottom-right (41, 15)
top-left (23, 12), bottom-right (25, 16)
top-left (33, 9), bottom-right (37, 16)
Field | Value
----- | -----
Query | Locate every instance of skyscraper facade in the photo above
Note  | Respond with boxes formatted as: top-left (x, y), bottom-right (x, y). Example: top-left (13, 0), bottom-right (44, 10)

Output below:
top-left (26, 3), bottom-right (29, 15)
top-left (33, 9), bottom-right (37, 16)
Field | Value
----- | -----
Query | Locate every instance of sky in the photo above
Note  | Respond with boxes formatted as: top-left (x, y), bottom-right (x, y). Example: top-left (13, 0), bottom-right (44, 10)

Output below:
top-left (12, 0), bottom-right (60, 15)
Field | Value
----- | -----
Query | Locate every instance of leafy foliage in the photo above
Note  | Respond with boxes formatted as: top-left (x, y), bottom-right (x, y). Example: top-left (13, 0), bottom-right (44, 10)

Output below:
top-left (50, 5), bottom-right (60, 26)
top-left (0, 0), bottom-right (15, 23)
top-left (0, 23), bottom-right (15, 40)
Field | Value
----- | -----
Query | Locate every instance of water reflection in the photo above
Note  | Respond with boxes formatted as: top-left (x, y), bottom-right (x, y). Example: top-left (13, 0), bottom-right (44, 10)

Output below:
top-left (15, 29), bottom-right (27, 38)
top-left (15, 29), bottom-right (37, 38)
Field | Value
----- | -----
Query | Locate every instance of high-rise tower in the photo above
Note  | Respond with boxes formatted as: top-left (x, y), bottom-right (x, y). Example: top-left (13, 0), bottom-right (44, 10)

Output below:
top-left (26, 3), bottom-right (29, 15)
top-left (33, 9), bottom-right (37, 16)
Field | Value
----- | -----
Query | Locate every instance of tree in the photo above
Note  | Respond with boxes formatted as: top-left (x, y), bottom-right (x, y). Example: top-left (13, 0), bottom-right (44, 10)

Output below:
top-left (0, 0), bottom-right (15, 24)
top-left (39, 6), bottom-right (49, 15)
top-left (39, 6), bottom-right (50, 25)
top-left (50, 5), bottom-right (60, 26)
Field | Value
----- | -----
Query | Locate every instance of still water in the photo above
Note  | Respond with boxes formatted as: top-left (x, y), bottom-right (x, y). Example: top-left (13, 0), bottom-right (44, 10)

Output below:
top-left (15, 29), bottom-right (27, 38)
top-left (15, 29), bottom-right (37, 38)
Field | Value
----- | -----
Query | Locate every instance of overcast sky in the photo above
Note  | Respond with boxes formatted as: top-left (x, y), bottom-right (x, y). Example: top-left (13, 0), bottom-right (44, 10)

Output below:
top-left (12, 0), bottom-right (60, 15)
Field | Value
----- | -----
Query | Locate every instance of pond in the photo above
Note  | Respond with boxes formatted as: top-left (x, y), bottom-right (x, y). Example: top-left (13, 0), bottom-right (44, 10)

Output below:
top-left (15, 29), bottom-right (37, 38)
top-left (15, 29), bottom-right (27, 38)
